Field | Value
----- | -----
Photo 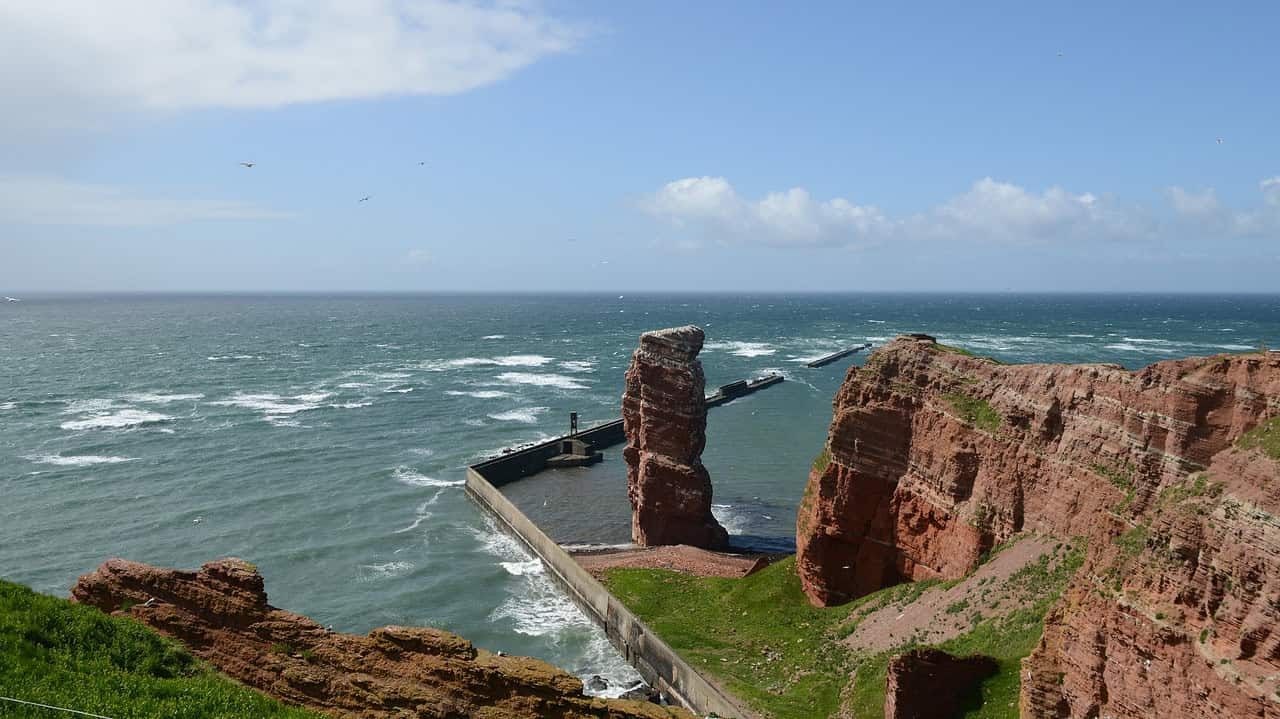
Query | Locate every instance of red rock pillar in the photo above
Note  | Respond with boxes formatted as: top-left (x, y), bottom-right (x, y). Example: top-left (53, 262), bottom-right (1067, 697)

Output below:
top-left (622, 326), bottom-right (728, 549)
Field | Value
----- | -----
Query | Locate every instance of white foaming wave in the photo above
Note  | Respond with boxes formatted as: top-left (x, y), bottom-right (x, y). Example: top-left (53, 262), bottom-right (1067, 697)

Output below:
top-left (711, 505), bottom-right (749, 535)
top-left (482, 334), bottom-right (506, 339)
top-left (445, 390), bottom-right (511, 399)
top-left (558, 360), bottom-right (595, 373)
top-left (868, 319), bottom-right (886, 323)
top-left (209, 392), bottom-right (330, 415)
top-left (409, 448), bottom-right (435, 457)
top-left (123, 392), bottom-right (204, 404)
top-left (464, 418), bottom-right (487, 427)
top-left (488, 407), bottom-right (549, 424)
top-left (61, 409), bottom-right (173, 431)
top-left (1122, 337), bottom-right (1170, 344)
top-left (392, 466), bottom-right (466, 488)
top-left (704, 341), bottom-right (776, 357)
top-left (1214, 344), bottom-right (1255, 351)
top-left (63, 398), bottom-right (117, 414)
top-left (338, 382), bottom-right (373, 389)
top-left (0, 402), bottom-right (15, 410)
top-left (1066, 334), bottom-right (1095, 338)
top-left (494, 372), bottom-right (587, 390)
top-left (501, 559), bottom-right (545, 576)
top-left (207, 354), bottom-right (260, 361)
top-left (330, 401), bottom-right (373, 409)
top-left (494, 354), bottom-right (554, 367)
top-left (384, 386), bottom-right (415, 394)
top-left (265, 416), bottom-right (303, 428)
top-left (357, 561), bottom-right (414, 581)
top-left (1105, 343), bottom-right (1143, 352)
top-left (474, 434), bottom-right (553, 460)
top-left (394, 496), bottom-right (445, 534)
top-left (26, 454), bottom-right (137, 467)
top-left (866, 336), bottom-right (890, 342)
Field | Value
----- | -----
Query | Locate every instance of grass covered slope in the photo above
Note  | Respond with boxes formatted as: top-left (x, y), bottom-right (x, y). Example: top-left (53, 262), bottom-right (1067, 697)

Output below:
top-left (0, 579), bottom-right (319, 719)
top-left (602, 539), bottom-right (1083, 719)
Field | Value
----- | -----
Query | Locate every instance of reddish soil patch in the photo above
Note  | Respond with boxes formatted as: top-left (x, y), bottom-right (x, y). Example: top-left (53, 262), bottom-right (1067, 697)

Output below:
top-left (573, 544), bottom-right (763, 579)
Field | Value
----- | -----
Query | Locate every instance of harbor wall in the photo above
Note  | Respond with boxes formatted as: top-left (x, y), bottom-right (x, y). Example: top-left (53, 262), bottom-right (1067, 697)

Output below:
top-left (465, 466), bottom-right (756, 718)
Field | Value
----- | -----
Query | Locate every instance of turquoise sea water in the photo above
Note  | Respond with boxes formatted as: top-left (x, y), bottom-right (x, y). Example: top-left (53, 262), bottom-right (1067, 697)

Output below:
top-left (1, 293), bottom-right (1277, 692)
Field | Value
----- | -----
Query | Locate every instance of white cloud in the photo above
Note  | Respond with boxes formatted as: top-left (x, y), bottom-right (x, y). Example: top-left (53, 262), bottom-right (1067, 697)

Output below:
top-left (644, 176), bottom-right (889, 246)
top-left (646, 175), bottom-right (1280, 247)
top-left (404, 249), bottom-right (433, 266)
top-left (0, 175), bottom-right (290, 226)
top-left (0, 1), bottom-right (587, 129)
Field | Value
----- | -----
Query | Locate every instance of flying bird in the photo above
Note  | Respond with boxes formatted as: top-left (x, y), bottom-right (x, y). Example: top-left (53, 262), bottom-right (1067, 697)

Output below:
top-left (239, 162), bottom-right (255, 168)
top-left (1057, 51), bottom-right (1064, 57)
top-left (418, 161), bottom-right (426, 166)
top-left (1216, 137), bottom-right (1224, 145)
top-left (4, 296), bottom-right (20, 302)
top-left (359, 196), bottom-right (371, 203)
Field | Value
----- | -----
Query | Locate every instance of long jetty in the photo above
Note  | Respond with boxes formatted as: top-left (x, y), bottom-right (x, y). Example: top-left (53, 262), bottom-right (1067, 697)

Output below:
top-left (805, 342), bottom-right (873, 368)
top-left (471, 373), bottom-right (783, 486)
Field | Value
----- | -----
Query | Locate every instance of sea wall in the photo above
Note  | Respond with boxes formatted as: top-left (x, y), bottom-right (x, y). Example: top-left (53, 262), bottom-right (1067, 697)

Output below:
top-left (465, 466), bottom-right (757, 718)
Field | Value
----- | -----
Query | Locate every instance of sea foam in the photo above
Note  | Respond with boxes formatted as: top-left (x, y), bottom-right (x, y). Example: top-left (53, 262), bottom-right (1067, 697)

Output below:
top-left (704, 341), bottom-right (777, 357)
top-left (26, 454), bottom-right (137, 467)
top-left (494, 372), bottom-right (587, 390)
top-left (488, 407), bottom-right (549, 424)
top-left (392, 466), bottom-right (465, 488)
top-left (61, 409), bottom-right (173, 431)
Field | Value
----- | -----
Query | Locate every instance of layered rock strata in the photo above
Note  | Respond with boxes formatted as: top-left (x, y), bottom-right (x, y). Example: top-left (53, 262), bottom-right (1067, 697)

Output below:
top-left (623, 326), bottom-right (728, 549)
top-left (71, 557), bottom-right (691, 719)
top-left (883, 649), bottom-right (997, 719)
top-left (795, 334), bottom-right (1280, 717)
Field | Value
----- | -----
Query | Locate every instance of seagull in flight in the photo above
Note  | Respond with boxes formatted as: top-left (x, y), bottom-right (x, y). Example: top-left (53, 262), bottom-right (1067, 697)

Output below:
top-left (1216, 137), bottom-right (1224, 145)
top-left (359, 196), bottom-right (371, 203)
top-left (4, 296), bottom-right (19, 302)
top-left (239, 162), bottom-right (255, 168)
top-left (418, 161), bottom-right (426, 166)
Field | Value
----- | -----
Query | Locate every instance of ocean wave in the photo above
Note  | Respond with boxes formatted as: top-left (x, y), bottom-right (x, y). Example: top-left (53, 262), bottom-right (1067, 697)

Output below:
top-left (711, 504), bottom-right (749, 535)
top-left (558, 360), bottom-right (595, 373)
top-left (330, 401), bottom-right (373, 409)
top-left (0, 402), bottom-right (16, 411)
top-left (1066, 334), bottom-right (1095, 338)
top-left (357, 561), bottom-right (414, 581)
top-left (265, 417), bottom-right (303, 428)
top-left (494, 372), bottom-right (587, 390)
top-left (26, 454), bottom-right (137, 467)
top-left (463, 418), bottom-right (487, 427)
top-left (1214, 344), bottom-right (1255, 351)
top-left (383, 387), bottom-right (415, 394)
top-left (500, 559), bottom-right (544, 576)
top-left (123, 392), bottom-right (204, 404)
top-left (422, 355), bottom-right (554, 371)
top-left (63, 398), bottom-right (118, 414)
top-left (488, 407), bottom-right (549, 424)
top-left (445, 390), bottom-right (511, 399)
top-left (482, 334), bottom-right (506, 339)
top-left (61, 409), bottom-right (173, 431)
top-left (1121, 337), bottom-right (1170, 344)
top-left (338, 382), bottom-right (372, 389)
top-left (703, 341), bottom-right (776, 357)
top-left (392, 467), bottom-right (465, 488)
top-left (1104, 343), bottom-right (1143, 352)
top-left (209, 392), bottom-right (331, 415)
top-left (207, 354), bottom-right (261, 361)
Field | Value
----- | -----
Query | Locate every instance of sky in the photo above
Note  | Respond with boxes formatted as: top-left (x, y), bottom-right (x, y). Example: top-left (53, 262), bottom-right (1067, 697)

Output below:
top-left (1, 1), bottom-right (1278, 293)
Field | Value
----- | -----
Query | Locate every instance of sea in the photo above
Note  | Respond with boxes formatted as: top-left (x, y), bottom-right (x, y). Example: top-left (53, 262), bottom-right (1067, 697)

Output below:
top-left (1, 293), bottom-right (1277, 695)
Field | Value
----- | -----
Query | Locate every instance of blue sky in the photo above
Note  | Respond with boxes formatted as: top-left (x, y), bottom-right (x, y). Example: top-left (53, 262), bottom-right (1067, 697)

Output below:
top-left (1, 1), bottom-right (1277, 292)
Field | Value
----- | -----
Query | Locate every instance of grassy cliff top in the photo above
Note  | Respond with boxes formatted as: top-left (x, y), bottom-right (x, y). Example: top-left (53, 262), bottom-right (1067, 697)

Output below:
top-left (0, 578), bottom-right (320, 718)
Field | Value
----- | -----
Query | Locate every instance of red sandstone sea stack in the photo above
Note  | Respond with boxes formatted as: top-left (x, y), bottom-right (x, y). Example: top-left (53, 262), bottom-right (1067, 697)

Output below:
top-left (623, 326), bottom-right (728, 549)
top-left (795, 334), bottom-right (1280, 718)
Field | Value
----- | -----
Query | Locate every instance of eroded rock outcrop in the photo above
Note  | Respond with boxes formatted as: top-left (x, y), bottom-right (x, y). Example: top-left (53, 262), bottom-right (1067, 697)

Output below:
top-left (883, 649), bottom-right (997, 719)
top-left (71, 557), bottom-right (691, 719)
top-left (623, 326), bottom-right (728, 549)
top-left (796, 334), bottom-right (1280, 717)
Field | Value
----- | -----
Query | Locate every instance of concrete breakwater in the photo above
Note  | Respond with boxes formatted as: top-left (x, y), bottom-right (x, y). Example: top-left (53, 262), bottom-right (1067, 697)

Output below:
top-left (805, 342), bottom-right (873, 368)
top-left (463, 373), bottom-right (783, 717)
top-left (471, 374), bottom-right (783, 487)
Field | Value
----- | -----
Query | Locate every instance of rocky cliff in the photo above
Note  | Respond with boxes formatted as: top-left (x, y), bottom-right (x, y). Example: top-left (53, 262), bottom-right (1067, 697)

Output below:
top-left (623, 326), bottom-right (728, 549)
top-left (795, 334), bottom-right (1280, 717)
top-left (71, 557), bottom-right (691, 719)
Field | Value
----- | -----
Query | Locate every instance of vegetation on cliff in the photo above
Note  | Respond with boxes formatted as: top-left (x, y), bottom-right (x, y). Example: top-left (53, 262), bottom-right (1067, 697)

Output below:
top-left (0, 579), bottom-right (319, 718)
top-left (1237, 416), bottom-right (1280, 459)
top-left (603, 538), bottom-right (1083, 719)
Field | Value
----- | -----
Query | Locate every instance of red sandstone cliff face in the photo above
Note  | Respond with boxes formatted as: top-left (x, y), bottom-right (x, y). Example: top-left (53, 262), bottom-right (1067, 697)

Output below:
top-left (883, 649), bottom-right (997, 719)
top-left (623, 326), bottom-right (728, 549)
top-left (795, 335), bottom-right (1280, 717)
top-left (71, 557), bottom-right (691, 719)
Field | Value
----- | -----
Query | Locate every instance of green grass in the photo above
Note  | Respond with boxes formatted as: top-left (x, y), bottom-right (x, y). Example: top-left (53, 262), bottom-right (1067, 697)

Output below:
top-left (1237, 417), bottom-right (1280, 459)
top-left (603, 539), bottom-right (1085, 719)
top-left (942, 393), bottom-right (1004, 433)
top-left (0, 579), bottom-right (320, 719)
top-left (934, 343), bottom-right (978, 358)
top-left (812, 446), bottom-right (832, 475)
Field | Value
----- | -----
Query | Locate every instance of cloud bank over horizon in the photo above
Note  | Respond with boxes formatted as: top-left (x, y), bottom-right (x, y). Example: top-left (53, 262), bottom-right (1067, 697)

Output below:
top-left (644, 176), bottom-right (1280, 248)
